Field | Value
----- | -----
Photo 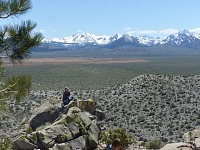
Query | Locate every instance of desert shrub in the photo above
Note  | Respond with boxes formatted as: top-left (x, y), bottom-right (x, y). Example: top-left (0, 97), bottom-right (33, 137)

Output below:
top-left (0, 137), bottom-right (12, 150)
top-left (25, 127), bottom-right (33, 134)
top-left (145, 139), bottom-right (165, 149)
top-left (100, 128), bottom-right (135, 148)
top-left (87, 98), bottom-right (94, 104)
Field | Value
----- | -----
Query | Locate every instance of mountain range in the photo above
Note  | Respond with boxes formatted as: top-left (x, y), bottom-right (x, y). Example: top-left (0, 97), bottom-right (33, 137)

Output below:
top-left (36, 30), bottom-right (200, 52)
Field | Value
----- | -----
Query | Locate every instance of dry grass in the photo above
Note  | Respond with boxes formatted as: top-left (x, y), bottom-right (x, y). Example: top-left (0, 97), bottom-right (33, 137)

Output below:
top-left (3, 57), bottom-right (149, 66)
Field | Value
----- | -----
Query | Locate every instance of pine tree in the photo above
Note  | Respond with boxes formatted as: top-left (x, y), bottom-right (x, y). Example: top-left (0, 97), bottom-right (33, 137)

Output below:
top-left (0, 0), bottom-right (43, 110)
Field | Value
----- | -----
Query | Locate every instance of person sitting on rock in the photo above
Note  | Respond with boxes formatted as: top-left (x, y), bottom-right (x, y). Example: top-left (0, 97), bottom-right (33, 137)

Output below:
top-left (62, 87), bottom-right (73, 106)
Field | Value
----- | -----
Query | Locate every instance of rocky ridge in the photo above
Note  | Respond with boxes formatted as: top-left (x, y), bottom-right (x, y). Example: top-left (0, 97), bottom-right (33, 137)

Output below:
top-left (1, 75), bottom-right (200, 148)
top-left (81, 75), bottom-right (200, 142)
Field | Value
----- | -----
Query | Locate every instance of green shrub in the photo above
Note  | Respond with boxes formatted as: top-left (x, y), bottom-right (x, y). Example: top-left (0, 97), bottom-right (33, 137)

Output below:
top-left (100, 128), bottom-right (135, 148)
top-left (0, 137), bottom-right (12, 150)
top-left (145, 139), bottom-right (165, 149)
top-left (25, 127), bottom-right (33, 134)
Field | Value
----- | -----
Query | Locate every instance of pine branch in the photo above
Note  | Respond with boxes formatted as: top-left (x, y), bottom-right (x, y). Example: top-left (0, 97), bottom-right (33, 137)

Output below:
top-left (0, 20), bottom-right (43, 63)
top-left (0, 0), bottom-right (43, 106)
top-left (0, 82), bottom-right (17, 96)
top-left (0, 0), bottom-right (32, 19)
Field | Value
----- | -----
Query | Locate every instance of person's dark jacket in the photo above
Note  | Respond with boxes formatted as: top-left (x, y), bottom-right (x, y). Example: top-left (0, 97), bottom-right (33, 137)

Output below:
top-left (63, 91), bottom-right (70, 102)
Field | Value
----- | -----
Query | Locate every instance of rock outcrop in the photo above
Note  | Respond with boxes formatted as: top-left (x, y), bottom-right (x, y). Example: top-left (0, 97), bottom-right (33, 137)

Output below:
top-left (161, 128), bottom-right (200, 150)
top-left (160, 142), bottom-right (193, 150)
top-left (13, 99), bottom-right (101, 150)
top-left (183, 128), bottom-right (200, 148)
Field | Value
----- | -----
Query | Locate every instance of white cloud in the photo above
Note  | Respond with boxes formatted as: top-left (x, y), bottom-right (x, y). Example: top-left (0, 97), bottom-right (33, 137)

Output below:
top-left (159, 29), bottom-right (178, 35)
top-left (122, 28), bottom-right (200, 37)
top-left (127, 30), bottom-right (157, 35)
top-left (124, 27), bottom-right (132, 31)
top-left (189, 28), bottom-right (200, 33)
top-left (126, 30), bottom-right (138, 35)
top-left (138, 30), bottom-right (157, 34)
top-left (76, 29), bottom-right (82, 33)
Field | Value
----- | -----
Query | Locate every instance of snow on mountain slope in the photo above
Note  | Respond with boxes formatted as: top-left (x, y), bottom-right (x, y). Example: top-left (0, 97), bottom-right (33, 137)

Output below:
top-left (161, 30), bottom-right (196, 46)
top-left (137, 36), bottom-right (162, 46)
top-left (193, 33), bottom-right (200, 39)
top-left (42, 29), bottom-right (200, 48)
top-left (43, 33), bottom-right (122, 45)
top-left (42, 33), bottom-right (162, 46)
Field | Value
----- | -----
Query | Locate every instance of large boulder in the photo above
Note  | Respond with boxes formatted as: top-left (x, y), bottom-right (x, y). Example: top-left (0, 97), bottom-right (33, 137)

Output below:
top-left (52, 136), bottom-right (87, 150)
top-left (87, 122), bottom-right (100, 149)
top-left (160, 142), bottom-right (193, 150)
top-left (183, 129), bottom-right (200, 142)
top-left (68, 136), bottom-right (87, 150)
top-left (161, 128), bottom-right (200, 150)
top-left (183, 128), bottom-right (200, 148)
top-left (28, 106), bottom-right (60, 131)
top-left (13, 104), bottom-right (101, 150)
top-left (52, 143), bottom-right (71, 150)
top-left (13, 136), bottom-right (37, 150)
top-left (67, 99), bottom-right (95, 115)
top-left (27, 123), bottom-right (80, 149)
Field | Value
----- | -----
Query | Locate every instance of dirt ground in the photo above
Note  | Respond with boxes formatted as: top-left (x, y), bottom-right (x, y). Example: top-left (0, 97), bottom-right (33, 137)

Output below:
top-left (3, 57), bottom-right (149, 66)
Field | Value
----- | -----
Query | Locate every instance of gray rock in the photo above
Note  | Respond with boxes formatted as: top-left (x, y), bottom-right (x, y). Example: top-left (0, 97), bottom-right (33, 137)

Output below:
top-left (160, 142), bottom-right (192, 150)
top-left (13, 136), bottom-right (37, 150)
top-left (13, 105), bottom-right (101, 150)
top-left (66, 122), bottom-right (80, 139)
top-left (35, 131), bottom-right (55, 149)
top-left (29, 107), bottom-right (60, 131)
top-left (49, 124), bottom-right (74, 142)
top-left (68, 136), bottom-right (87, 150)
top-left (183, 128), bottom-right (200, 148)
top-left (87, 122), bottom-right (100, 149)
top-left (67, 99), bottom-right (95, 115)
top-left (183, 128), bottom-right (200, 142)
top-left (52, 143), bottom-right (71, 150)
top-left (79, 112), bottom-right (92, 127)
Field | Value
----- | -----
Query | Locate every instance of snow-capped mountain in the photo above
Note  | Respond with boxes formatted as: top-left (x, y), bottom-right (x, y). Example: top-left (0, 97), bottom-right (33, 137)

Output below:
top-left (43, 33), bottom-right (122, 46)
top-left (107, 34), bottom-right (143, 48)
top-left (43, 33), bottom-right (156, 47)
top-left (40, 29), bottom-right (200, 50)
top-left (159, 30), bottom-right (200, 49)
top-left (137, 36), bottom-right (161, 46)
top-left (161, 30), bottom-right (195, 45)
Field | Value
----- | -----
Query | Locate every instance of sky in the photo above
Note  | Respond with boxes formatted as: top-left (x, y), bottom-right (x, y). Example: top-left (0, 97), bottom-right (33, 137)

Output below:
top-left (1, 0), bottom-right (200, 39)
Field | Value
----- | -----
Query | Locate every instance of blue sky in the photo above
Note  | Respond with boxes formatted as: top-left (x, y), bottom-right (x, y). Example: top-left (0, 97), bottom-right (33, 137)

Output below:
top-left (1, 0), bottom-right (200, 39)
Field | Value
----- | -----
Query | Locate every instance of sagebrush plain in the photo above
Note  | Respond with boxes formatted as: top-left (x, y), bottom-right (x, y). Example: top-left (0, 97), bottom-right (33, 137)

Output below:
top-left (5, 50), bottom-right (200, 90)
